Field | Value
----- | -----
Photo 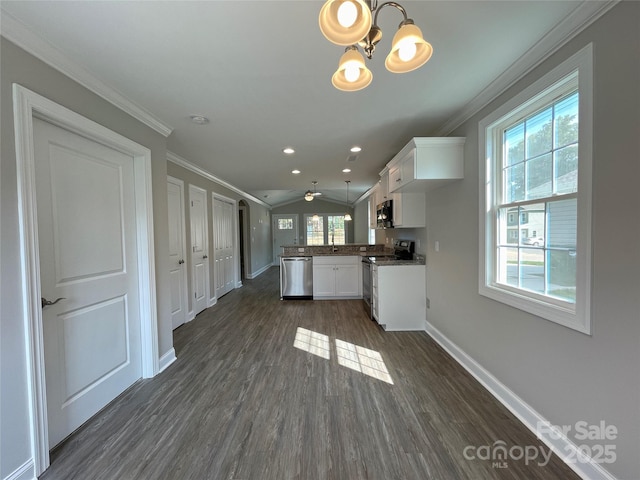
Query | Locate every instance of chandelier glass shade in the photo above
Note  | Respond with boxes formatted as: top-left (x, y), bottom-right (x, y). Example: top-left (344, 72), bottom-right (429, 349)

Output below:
top-left (319, 0), bottom-right (372, 46)
top-left (331, 47), bottom-right (373, 92)
top-left (319, 0), bottom-right (433, 90)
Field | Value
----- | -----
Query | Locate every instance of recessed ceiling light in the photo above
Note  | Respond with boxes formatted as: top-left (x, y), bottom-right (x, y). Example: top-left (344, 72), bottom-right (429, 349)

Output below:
top-left (283, 147), bottom-right (295, 155)
top-left (350, 146), bottom-right (362, 153)
top-left (291, 169), bottom-right (301, 174)
top-left (342, 168), bottom-right (351, 173)
top-left (189, 115), bottom-right (210, 125)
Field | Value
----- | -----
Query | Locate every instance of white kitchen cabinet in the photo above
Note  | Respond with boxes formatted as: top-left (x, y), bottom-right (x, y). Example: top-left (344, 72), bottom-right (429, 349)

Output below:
top-left (313, 256), bottom-right (362, 299)
top-left (393, 192), bottom-right (425, 228)
top-left (387, 137), bottom-right (465, 193)
top-left (371, 263), bottom-right (426, 331)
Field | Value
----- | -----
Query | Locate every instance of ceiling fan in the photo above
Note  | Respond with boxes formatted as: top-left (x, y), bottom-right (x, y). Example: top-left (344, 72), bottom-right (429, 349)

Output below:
top-left (304, 181), bottom-right (322, 201)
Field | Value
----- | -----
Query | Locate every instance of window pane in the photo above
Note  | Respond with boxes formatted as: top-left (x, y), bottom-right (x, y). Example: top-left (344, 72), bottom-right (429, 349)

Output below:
top-left (306, 216), bottom-right (324, 245)
top-left (328, 215), bottom-right (346, 245)
top-left (497, 247), bottom-right (518, 288)
top-left (519, 204), bottom-right (545, 247)
top-left (504, 163), bottom-right (524, 203)
top-left (548, 250), bottom-right (576, 302)
top-left (554, 145), bottom-right (578, 194)
top-left (520, 248), bottom-right (545, 294)
top-left (547, 198), bottom-right (576, 249)
top-left (526, 153), bottom-right (552, 200)
top-left (554, 92), bottom-right (579, 148)
top-left (498, 207), bottom-right (519, 245)
top-left (526, 107), bottom-right (553, 158)
top-left (505, 123), bottom-right (525, 166)
top-left (278, 218), bottom-right (293, 230)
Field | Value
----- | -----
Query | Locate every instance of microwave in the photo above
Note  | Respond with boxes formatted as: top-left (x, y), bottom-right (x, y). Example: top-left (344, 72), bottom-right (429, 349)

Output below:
top-left (376, 200), bottom-right (393, 228)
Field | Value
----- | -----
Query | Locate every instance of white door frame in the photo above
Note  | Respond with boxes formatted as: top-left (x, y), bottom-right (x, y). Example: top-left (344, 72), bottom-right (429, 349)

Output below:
top-left (212, 193), bottom-right (240, 290)
top-left (13, 84), bottom-right (159, 475)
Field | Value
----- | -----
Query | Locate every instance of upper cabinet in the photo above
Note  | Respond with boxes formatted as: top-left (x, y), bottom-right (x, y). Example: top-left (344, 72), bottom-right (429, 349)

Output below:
top-left (387, 137), bottom-right (465, 193)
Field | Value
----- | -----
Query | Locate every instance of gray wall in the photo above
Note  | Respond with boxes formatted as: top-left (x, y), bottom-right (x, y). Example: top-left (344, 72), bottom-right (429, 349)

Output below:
top-left (166, 160), bottom-right (273, 305)
top-left (422, 4), bottom-right (639, 479)
top-left (272, 198), bottom-right (355, 245)
top-left (0, 38), bottom-right (173, 477)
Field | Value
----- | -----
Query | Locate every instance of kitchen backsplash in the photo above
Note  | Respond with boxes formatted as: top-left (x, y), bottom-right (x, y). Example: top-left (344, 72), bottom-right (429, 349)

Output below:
top-left (281, 244), bottom-right (389, 256)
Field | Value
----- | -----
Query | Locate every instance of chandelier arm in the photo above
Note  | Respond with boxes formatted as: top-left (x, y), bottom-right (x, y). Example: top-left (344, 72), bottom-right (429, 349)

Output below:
top-left (372, 1), bottom-right (409, 27)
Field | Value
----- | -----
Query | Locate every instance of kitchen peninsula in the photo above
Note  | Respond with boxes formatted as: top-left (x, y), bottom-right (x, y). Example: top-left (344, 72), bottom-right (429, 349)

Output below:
top-left (279, 243), bottom-right (427, 331)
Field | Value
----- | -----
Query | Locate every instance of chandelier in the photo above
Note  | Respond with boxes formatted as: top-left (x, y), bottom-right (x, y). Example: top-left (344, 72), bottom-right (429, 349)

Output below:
top-left (319, 0), bottom-right (433, 91)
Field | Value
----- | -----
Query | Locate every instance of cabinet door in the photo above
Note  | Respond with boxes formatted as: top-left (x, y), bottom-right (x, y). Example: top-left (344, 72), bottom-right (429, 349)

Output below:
top-left (313, 264), bottom-right (335, 297)
top-left (335, 264), bottom-right (359, 296)
top-left (389, 165), bottom-right (402, 193)
top-left (392, 193), bottom-right (403, 226)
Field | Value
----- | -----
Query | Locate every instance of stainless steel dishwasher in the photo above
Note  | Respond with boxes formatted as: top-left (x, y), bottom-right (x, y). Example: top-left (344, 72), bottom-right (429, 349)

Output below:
top-left (280, 257), bottom-right (313, 299)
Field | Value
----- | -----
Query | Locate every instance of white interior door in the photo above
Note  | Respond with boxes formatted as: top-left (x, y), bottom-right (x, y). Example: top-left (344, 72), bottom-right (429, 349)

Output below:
top-left (189, 185), bottom-right (210, 315)
top-left (34, 117), bottom-right (142, 447)
top-left (167, 177), bottom-right (188, 329)
top-left (273, 214), bottom-right (299, 261)
top-left (213, 196), bottom-right (236, 299)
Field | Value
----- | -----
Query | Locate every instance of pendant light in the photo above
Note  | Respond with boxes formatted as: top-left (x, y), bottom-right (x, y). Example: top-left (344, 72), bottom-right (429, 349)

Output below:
top-left (319, 0), bottom-right (372, 46)
top-left (332, 46), bottom-right (373, 92)
top-left (344, 180), bottom-right (352, 221)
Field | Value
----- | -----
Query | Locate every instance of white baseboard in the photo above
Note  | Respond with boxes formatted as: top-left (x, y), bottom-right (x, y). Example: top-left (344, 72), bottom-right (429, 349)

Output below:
top-left (208, 297), bottom-right (217, 308)
top-left (246, 263), bottom-right (272, 279)
top-left (4, 459), bottom-right (35, 480)
top-left (425, 321), bottom-right (617, 480)
top-left (158, 348), bottom-right (177, 374)
top-left (186, 310), bottom-right (195, 322)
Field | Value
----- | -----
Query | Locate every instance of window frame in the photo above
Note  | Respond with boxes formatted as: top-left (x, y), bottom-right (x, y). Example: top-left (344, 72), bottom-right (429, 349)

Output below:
top-left (479, 44), bottom-right (593, 334)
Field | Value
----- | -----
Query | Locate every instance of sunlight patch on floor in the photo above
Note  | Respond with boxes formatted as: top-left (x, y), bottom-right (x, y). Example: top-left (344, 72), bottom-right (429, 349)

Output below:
top-left (335, 339), bottom-right (394, 384)
top-left (293, 327), bottom-right (330, 359)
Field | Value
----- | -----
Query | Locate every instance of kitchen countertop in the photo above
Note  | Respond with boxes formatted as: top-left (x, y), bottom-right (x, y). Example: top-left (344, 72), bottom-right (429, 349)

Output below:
top-left (279, 253), bottom-right (426, 266)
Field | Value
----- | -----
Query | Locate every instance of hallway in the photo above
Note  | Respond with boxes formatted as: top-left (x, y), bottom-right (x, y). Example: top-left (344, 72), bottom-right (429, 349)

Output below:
top-left (41, 267), bottom-right (578, 480)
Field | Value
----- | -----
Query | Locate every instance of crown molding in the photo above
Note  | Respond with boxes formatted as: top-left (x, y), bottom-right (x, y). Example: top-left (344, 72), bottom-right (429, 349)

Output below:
top-left (435, 0), bottom-right (619, 136)
top-left (166, 151), bottom-right (271, 209)
top-left (1, 10), bottom-right (173, 137)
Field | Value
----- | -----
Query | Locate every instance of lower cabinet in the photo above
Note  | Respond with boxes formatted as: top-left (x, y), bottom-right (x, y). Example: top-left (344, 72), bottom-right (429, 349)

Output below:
top-left (313, 256), bottom-right (362, 299)
top-left (371, 264), bottom-right (426, 331)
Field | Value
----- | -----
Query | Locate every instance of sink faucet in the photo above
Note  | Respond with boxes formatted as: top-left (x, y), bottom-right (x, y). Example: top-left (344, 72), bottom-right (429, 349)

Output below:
top-left (331, 231), bottom-right (337, 252)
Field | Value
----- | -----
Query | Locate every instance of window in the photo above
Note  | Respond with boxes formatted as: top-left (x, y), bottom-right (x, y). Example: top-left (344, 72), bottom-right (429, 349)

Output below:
top-left (479, 44), bottom-right (592, 334)
top-left (277, 218), bottom-right (293, 230)
top-left (306, 215), bottom-right (325, 245)
top-left (368, 199), bottom-right (376, 244)
top-left (305, 214), bottom-right (348, 245)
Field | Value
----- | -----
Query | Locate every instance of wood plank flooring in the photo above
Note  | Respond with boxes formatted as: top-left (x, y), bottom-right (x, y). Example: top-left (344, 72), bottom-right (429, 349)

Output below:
top-left (41, 267), bottom-right (579, 480)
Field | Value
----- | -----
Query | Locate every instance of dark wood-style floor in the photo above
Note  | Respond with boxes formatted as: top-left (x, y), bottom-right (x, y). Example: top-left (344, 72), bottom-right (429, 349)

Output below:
top-left (42, 267), bottom-right (579, 480)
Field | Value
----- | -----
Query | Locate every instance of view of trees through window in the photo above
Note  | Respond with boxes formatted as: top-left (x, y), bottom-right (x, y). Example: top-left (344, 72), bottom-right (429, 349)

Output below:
top-left (305, 215), bottom-right (347, 245)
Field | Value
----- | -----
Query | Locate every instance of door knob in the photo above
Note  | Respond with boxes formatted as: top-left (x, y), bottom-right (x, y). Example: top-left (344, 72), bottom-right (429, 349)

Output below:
top-left (203, 255), bottom-right (208, 259)
top-left (41, 297), bottom-right (65, 308)
top-left (178, 259), bottom-right (185, 264)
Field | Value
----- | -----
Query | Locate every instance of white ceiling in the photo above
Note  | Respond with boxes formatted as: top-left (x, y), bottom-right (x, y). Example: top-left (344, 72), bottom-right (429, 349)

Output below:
top-left (2, 0), bottom-right (594, 207)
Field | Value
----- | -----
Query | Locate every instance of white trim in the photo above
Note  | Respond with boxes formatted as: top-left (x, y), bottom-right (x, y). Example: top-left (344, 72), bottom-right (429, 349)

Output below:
top-left (157, 348), bottom-right (177, 374)
top-left (436, 1), bottom-right (617, 136)
top-left (12, 84), bottom-right (159, 475)
top-left (425, 322), bottom-right (617, 480)
top-left (186, 310), bottom-right (195, 323)
top-left (208, 296), bottom-right (218, 308)
top-left (478, 44), bottom-right (593, 335)
top-left (246, 263), bottom-right (272, 279)
top-left (167, 151), bottom-right (271, 209)
top-left (0, 10), bottom-right (172, 137)
top-left (4, 458), bottom-right (35, 480)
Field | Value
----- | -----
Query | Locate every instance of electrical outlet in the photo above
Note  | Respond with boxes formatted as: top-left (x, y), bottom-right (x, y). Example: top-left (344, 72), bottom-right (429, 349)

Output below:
top-left (359, 246), bottom-right (366, 251)
top-left (435, 241), bottom-right (440, 252)
top-left (298, 247), bottom-right (304, 253)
